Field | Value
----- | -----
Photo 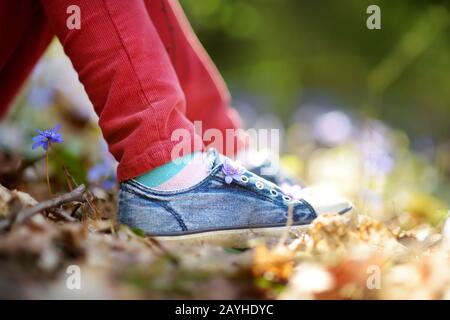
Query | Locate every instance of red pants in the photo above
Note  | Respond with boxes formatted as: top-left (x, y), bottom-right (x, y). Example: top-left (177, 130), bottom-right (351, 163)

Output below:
top-left (0, 0), bottom-right (243, 181)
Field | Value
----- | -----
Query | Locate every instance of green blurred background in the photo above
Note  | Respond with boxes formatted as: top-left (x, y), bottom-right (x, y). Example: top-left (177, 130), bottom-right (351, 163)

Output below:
top-left (182, 0), bottom-right (449, 139)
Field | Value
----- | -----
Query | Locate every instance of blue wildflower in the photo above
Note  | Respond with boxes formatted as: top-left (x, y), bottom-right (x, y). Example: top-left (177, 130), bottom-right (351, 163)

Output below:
top-left (88, 144), bottom-right (117, 190)
top-left (101, 177), bottom-right (117, 190)
top-left (88, 161), bottom-right (117, 190)
top-left (31, 124), bottom-right (64, 151)
top-left (88, 162), bottom-right (111, 182)
top-left (222, 158), bottom-right (245, 184)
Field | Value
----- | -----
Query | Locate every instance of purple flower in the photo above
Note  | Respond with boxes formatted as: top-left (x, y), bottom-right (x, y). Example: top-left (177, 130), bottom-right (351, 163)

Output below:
top-left (31, 124), bottom-right (64, 151)
top-left (222, 159), bottom-right (245, 184)
top-left (88, 161), bottom-right (117, 190)
top-left (88, 142), bottom-right (118, 190)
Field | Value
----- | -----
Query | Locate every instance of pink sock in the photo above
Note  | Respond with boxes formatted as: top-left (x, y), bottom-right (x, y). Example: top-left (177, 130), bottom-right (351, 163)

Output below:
top-left (156, 152), bottom-right (212, 190)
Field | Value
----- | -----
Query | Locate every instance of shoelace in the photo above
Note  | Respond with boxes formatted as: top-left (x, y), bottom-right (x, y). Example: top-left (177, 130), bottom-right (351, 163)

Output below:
top-left (221, 157), bottom-right (297, 203)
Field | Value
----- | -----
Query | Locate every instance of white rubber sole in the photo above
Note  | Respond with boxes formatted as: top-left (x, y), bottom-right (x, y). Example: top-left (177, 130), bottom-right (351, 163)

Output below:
top-left (154, 224), bottom-right (308, 248)
top-left (152, 209), bottom-right (352, 248)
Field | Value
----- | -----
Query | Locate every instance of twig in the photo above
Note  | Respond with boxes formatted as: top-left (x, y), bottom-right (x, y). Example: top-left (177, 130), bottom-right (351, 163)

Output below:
top-left (278, 204), bottom-right (294, 247)
top-left (70, 203), bottom-right (82, 217)
top-left (47, 208), bottom-right (78, 222)
top-left (13, 184), bottom-right (86, 226)
top-left (62, 165), bottom-right (99, 218)
top-left (83, 192), bottom-right (100, 219)
top-left (62, 166), bottom-right (74, 191)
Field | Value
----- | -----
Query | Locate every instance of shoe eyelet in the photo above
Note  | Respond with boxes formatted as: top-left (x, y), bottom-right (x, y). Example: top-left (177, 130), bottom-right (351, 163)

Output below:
top-left (240, 175), bottom-right (249, 183)
top-left (270, 189), bottom-right (278, 197)
top-left (282, 195), bottom-right (292, 202)
top-left (255, 180), bottom-right (264, 190)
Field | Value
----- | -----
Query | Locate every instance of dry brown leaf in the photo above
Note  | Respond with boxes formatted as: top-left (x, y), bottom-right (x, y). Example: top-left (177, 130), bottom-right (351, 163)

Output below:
top-left (252, 244), bottom-right (295, 281)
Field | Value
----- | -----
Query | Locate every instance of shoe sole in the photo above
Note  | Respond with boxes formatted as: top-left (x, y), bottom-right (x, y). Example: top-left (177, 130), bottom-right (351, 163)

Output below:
top-left (151, 206), bottom-right (353, 248)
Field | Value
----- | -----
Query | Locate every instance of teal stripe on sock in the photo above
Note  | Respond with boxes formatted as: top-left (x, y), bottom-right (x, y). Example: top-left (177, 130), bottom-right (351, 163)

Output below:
top-left (135, 153), bottom-right (196, 188)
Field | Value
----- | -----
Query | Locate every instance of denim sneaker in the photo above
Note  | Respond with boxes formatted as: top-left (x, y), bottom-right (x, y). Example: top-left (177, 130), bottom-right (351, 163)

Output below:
top-left (118, 149), bottom-right (352, 247)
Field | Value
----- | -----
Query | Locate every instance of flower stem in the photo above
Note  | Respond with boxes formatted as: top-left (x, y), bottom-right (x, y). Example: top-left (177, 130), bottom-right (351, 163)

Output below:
top-left (45, 148), bottom-right (52, 196)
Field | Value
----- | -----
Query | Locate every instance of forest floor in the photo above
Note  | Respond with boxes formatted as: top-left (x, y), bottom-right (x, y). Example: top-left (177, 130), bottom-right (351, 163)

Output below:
top-left (1, 182), bottom-right (449, 299)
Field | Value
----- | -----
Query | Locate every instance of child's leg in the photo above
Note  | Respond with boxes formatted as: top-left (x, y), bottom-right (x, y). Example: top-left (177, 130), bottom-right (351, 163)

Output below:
top-left (0, 1), bottom-right (53, 118)
top-left (145, 0), bottom-right (247, 157)
top-left (40, 0), bottom-right (204, 181)
top-left (0, 1), bottom-right (352, 244)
